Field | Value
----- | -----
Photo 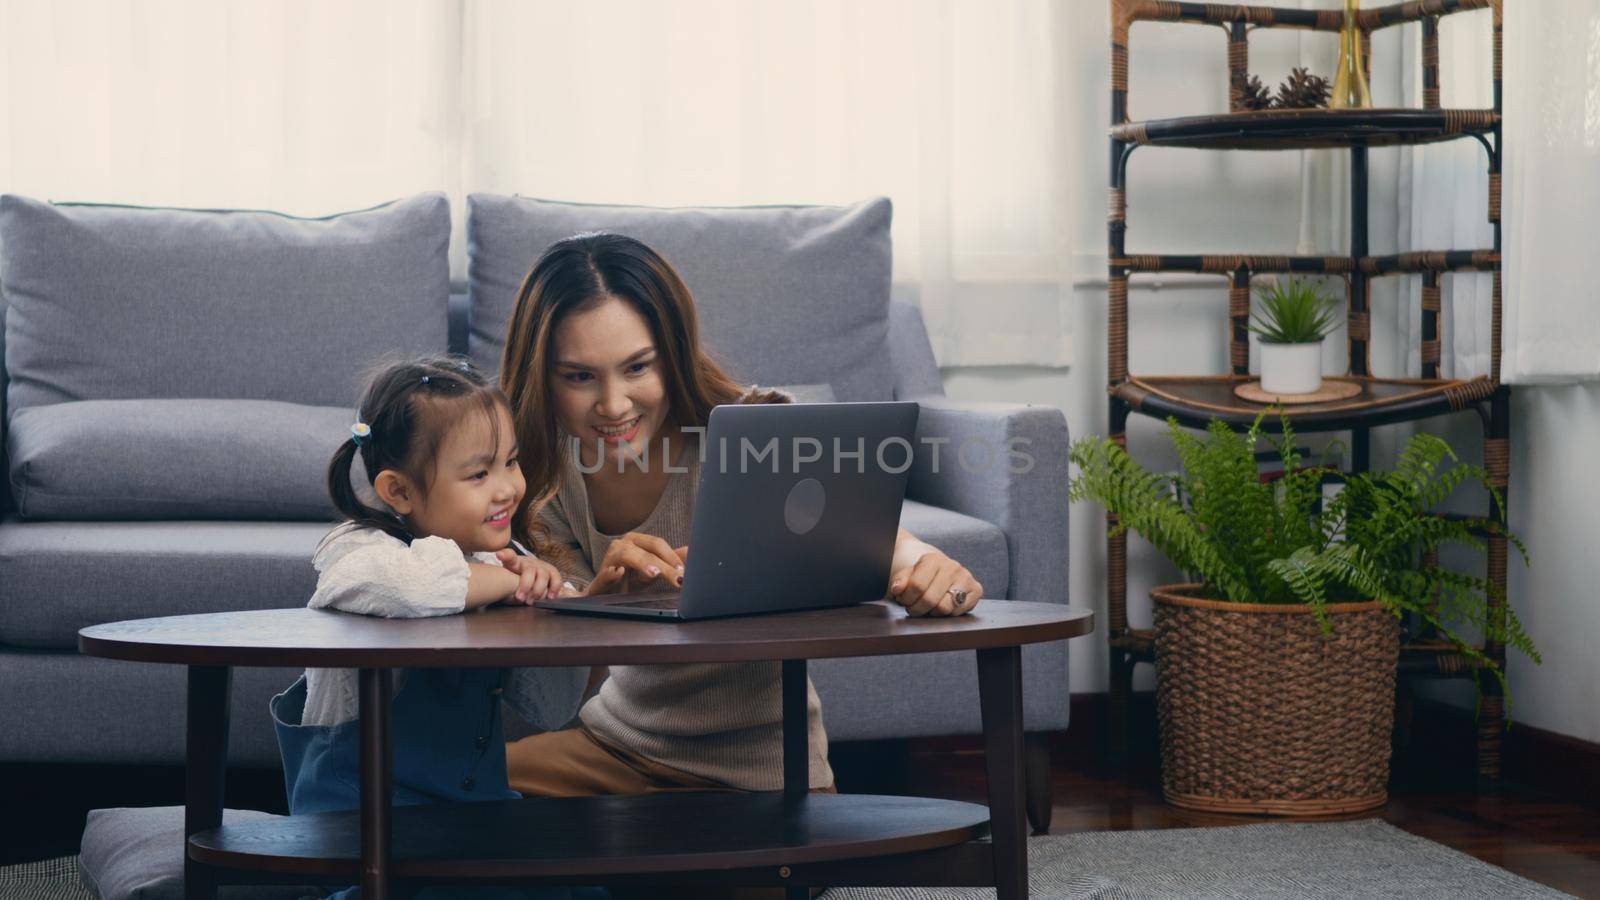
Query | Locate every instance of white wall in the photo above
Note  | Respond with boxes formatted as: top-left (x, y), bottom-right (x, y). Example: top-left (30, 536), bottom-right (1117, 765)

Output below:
top-left (1501, 387), bottom-right (1600, 743)
top-left (941, 5), bottom-right (1600, 746)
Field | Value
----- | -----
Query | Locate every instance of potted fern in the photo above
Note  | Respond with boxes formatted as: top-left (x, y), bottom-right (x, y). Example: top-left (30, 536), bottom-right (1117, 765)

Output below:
top-left (1070, 413), bottom-right (1535, 815)
top-left (1252, 277), bottom-right (1340, 395)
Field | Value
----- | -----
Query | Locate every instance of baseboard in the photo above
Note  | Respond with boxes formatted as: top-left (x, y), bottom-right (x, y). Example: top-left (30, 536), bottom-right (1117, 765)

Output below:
top-left (1505, 719), bottom-right (1600, 809)
top-left (1411, 699), bottom-right (1600, 809)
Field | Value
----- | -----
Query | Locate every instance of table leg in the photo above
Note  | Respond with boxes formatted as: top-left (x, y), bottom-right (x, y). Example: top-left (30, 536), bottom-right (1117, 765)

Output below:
top-left (184, 666), bottom-right (231, 900)
top-left (781, 659), bottom-right (809, 801)
top-left (359, 668), bottom-right (395, 900)
top-left (781, 659), bottom-right (809, 900)
top-left (1025, 732), bottom-right (1053, 835)
top-left (978, 646), bottom-right (1027, 900)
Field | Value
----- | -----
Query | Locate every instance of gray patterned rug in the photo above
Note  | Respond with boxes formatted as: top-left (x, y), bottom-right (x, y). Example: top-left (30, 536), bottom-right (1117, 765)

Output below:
top-left (0, 819), bottom-right (1572, 899)
top-left (0, 856), bottom-right (92, 900)
top-left (824, 820), bottom-right (1575, 899)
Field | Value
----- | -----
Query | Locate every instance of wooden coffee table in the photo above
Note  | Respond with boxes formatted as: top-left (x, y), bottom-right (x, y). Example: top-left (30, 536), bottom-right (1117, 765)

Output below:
top-left (80, 600), bottom-right (1092, 900)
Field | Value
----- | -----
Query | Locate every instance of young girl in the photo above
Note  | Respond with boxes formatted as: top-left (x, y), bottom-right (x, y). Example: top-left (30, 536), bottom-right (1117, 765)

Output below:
top-left (270, 355), bottom-right (599, 900)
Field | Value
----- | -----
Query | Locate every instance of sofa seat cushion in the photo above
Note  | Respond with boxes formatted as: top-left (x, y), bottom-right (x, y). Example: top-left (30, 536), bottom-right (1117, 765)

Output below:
top-left (466, 194), bottom-right (896, 402)
top-left (7, 400), bottom-right (353, 521)
top-left (0, 192), bottom-right (451, 412)
top-left (0, 502), bottom-right (1002, 649)
top-left (0, 519), bottom-right (328, 648)
top-left (1, 651), bottom-right (291, 766)
top-left (80, 806), bottom-right (319, 900)
top-left (894, 499), bottom-right (1009, 602)
top-left (813, 635), bottom-right (1069, 740)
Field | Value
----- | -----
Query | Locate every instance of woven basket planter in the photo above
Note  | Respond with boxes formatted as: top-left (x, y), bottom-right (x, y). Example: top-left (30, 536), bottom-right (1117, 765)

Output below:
top-left (1152, 584), bottom-right (1400, 816)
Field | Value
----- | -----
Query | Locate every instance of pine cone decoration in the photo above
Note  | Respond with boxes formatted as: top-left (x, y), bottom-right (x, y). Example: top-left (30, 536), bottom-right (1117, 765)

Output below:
top-left (1275, 67), bottom-right (1330, 109)
top-left (1233, 72), bottom-right (1275, 111)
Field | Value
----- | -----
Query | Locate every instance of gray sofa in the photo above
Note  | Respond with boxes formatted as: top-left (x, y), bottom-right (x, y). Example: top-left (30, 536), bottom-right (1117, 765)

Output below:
top-left (0, 192), bottom-right (1070, 828)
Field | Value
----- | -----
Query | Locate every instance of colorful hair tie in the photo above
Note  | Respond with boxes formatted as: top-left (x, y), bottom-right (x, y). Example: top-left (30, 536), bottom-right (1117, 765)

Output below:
top-left (351, 422), bottom-right (371, 446)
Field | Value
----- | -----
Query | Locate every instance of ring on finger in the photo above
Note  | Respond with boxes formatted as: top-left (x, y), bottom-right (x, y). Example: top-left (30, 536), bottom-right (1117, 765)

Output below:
top-left (946, 587), bottom-right (969, 607)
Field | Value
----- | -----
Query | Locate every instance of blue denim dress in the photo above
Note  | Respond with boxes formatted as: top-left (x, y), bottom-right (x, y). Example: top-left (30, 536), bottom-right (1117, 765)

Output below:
top-left (273, 668), bottom-right (607, 900)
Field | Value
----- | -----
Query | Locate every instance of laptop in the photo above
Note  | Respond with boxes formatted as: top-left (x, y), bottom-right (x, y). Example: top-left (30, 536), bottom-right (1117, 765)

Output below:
top-left (536, 400), bottom-right (919, 621)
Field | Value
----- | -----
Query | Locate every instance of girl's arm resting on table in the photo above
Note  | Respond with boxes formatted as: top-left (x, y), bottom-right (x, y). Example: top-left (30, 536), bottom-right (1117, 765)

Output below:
top-left (309, 534), bottom-right (507, 617)
top-left (464, 563), bottom-right (522, 609)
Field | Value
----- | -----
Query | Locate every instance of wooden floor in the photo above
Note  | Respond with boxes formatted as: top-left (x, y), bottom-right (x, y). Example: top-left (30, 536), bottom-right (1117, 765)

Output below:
top-left (8, 727), bottom-right (1600, 897)
top-left (831, 726), bottom-right (1600, 900)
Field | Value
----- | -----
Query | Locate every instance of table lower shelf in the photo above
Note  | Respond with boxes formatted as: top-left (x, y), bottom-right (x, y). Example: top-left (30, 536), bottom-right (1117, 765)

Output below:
top-left (188, 792), bottom-right (991, 880)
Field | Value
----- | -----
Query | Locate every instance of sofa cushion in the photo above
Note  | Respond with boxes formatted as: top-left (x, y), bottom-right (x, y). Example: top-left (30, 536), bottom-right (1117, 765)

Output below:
top-left (812, 635), bottom-right (1070, 739)
top-left (0, 519), bottom-right (327, 648)
top-left (1, 297), bottom-right (10, 515)
top-left (0, 193), bottom-right (451, 412)
top-left (0, 501), bottom-right (999, 649)
top-left (775, 383), bottom-right (837, 404)
top-left (80, 806), bottom-right (319, 900)
top-left (895, 499), bottom-right (1010, 602)
top-left (7, 399), bottom-right (353, 521)
top-left (466, 194), bottom-right (895, 402)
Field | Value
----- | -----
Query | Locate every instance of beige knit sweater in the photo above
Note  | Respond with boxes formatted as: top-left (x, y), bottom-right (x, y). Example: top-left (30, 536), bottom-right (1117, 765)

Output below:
top-left (538, 437), bottom-right (834, 791)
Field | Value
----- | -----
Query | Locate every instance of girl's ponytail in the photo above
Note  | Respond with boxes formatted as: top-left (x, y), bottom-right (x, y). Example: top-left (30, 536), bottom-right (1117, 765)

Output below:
top-left (327, 436), bottom-right (413, 544)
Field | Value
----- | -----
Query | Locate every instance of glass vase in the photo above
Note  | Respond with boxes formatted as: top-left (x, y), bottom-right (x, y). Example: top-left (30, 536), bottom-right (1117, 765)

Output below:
top-left (1332, 0), bottom-right (1373, 109)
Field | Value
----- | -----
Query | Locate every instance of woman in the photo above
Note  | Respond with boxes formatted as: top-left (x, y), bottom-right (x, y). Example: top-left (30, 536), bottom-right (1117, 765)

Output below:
top-left (500, 232), bottom-right (983, 797)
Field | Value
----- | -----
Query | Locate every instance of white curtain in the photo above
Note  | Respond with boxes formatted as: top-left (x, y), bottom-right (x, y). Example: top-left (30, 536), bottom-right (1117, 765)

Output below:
top-left (1395, 6), bottom-right (1497, 381)
top-left (462, 0), bottom-right (1075, 368)
top-left (0, 0), bottom-right (460, 216)
top-left (1499, 0), bottom-right (1600, 383)
top-left (0, 0), bottom-right (1076, 369)
top-left (1389, 1), bottom-right (1600, 383)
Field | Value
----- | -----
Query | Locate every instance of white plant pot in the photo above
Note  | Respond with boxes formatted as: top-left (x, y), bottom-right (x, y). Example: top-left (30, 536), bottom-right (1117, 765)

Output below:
top-left (1258, 341), bottom-right (1324, 395)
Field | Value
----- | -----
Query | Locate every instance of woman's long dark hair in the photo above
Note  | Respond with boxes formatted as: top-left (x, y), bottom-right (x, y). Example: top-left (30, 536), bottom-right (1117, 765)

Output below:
top-left (499, 232), bottom-right (785, 552)
top-left (328, 354), bottom-right (507, 544)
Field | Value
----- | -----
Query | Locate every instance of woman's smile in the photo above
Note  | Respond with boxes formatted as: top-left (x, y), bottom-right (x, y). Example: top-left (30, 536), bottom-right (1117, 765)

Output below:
top-left (594, 416), bottom-right (642, 444)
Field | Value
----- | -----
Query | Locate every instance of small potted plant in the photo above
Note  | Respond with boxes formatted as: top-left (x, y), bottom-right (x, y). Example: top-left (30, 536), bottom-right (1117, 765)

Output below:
top-left (1250, 277), bottom-right (1340, 395)
top-left (1070, 413), bottom-right (1536, 815)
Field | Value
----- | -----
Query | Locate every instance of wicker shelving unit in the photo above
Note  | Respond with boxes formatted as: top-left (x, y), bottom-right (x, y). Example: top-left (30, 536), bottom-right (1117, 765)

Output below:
top-left (1105, 0), bottom-right (1509, 779)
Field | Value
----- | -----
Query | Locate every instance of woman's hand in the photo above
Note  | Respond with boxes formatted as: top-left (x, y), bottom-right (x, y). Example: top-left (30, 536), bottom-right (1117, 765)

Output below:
top-left (494, 550), bottom-right (565, 603)
top-left (888, 545), bottom-right (983, 618)
top-left (585, 534), bottom-right (687, 595)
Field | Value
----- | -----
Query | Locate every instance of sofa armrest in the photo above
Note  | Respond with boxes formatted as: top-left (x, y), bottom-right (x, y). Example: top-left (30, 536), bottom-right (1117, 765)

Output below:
top-left (906, 398), bottom-right (1069, 606)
